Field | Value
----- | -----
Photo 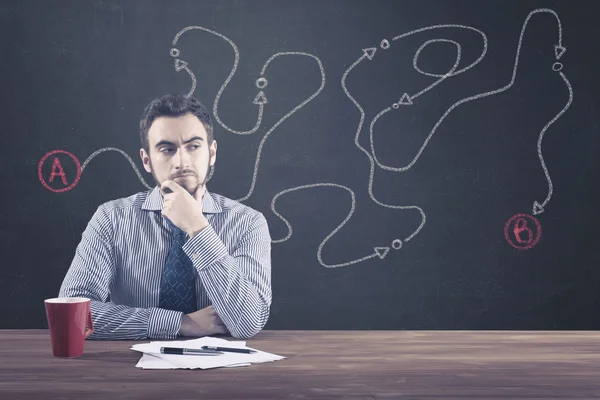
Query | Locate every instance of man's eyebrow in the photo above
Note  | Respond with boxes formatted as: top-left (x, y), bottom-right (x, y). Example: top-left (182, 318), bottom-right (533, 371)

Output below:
top-left (183, 136), bottom-right (204, 144)
top-left (154, 140), bottom-right (175, 148)
top-left (154, 136), bottom-right (204, 148)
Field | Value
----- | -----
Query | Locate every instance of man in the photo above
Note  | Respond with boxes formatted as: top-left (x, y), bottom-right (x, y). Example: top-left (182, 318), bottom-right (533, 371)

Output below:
top-left (59, 94), bottom-right (272, 340)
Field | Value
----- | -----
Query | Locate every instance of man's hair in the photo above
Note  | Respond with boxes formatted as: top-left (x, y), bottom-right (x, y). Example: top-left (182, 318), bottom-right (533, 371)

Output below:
top-left (139, 94), bottom-right (213, 152)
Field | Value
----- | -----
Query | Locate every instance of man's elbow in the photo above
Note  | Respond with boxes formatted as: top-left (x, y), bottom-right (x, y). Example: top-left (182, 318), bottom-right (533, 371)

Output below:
top-left (229, 306), bottom-right (270, 340)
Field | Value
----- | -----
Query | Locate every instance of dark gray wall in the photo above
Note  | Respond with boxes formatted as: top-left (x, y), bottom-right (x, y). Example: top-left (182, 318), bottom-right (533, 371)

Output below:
top-left (2, 0), bottom-right (599, 330)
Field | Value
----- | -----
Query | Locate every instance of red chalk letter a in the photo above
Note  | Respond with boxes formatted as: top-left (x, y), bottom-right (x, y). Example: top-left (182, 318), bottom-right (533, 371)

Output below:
top-left (49, 157), bottom-right (68, 185)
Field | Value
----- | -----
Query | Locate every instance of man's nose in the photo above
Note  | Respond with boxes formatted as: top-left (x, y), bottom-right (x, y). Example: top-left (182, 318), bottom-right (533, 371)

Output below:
top-left (172, 147), bottom-right (189, 169)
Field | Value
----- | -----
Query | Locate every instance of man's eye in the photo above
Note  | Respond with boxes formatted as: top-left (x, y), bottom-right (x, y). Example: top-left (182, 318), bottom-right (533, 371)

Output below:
top-left (188, 145), bottom-right (200, 150)
top-left (160, 148), bottom-right (175, 153)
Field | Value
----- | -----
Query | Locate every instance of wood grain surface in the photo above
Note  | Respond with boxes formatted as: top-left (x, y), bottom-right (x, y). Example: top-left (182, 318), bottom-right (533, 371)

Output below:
top-left (1, 330), bottom-right (600, 399)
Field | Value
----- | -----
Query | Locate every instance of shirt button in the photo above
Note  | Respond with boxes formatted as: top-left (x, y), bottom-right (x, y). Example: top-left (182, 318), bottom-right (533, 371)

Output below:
top-left (191, 253), bottom-right (199, 260)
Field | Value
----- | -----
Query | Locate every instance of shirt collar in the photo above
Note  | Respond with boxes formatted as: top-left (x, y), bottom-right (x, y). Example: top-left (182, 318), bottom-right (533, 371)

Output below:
top-left (141, 185), bottom-right (222, 214)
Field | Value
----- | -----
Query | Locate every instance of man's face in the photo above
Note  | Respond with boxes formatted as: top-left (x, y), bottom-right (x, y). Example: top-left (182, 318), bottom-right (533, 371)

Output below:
top-left (140, 113), bottom-right (217, 196)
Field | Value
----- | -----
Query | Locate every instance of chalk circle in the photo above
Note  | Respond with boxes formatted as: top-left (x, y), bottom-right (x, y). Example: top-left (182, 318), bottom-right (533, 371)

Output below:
top-left (38, 149), bottom-right (82, 193)
top-left (255, 77), bottom-right (268, 89)
top-left (170, 48), bottom-right (180, 57)
top-left (552, 62), bottom-right (563, 72)
top-left (413, 39), bottom-right (461, 78)
top-left (391, 239), bottom-right (403, 250)
top-left (380, 39), bottom-right (390, 50)
top-left (503, 213), bottom-right (542, 250)
top-left (392, 103), bottom-right (400, 109)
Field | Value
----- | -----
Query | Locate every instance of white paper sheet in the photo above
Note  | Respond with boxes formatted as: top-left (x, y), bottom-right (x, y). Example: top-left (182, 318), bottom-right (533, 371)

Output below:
top-left (130, 336), bottom-right (285, 370)
top-left (136, 353), bottom-right (251, 369)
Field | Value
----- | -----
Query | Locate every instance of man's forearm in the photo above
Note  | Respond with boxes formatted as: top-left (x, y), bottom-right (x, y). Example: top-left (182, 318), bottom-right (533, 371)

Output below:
top-left (89, 301), bottom-right (183, 340)
top-left (183, 215), bottom-right (272, 339)
top-left (199, 261), bottom-right (271, 339)
top-left (58, 290), bottom-right (184, 340)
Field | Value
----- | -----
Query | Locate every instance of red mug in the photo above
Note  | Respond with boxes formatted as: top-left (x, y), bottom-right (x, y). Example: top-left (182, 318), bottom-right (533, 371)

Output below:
top-left (44, 297), bottom-right (94, 358)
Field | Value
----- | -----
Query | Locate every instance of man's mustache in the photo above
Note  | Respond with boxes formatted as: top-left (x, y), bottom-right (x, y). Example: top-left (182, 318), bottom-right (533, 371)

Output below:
top-left (170, 170), bottom-right (197, 179)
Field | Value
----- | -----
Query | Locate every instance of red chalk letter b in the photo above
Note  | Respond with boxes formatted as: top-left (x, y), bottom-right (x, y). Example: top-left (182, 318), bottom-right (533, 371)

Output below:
top-left (513, 218), bottom-right (533, 245)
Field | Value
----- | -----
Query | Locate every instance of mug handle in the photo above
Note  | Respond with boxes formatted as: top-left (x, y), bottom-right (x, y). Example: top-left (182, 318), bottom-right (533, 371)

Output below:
top-left (84, 309), bottom-right (94, 338)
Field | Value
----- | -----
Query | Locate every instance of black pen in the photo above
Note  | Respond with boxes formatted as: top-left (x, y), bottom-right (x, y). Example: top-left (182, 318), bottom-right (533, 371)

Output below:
top-left (160, 347), bottom-right (223, 356)
top-left (201, 346), bottom-right (256, 354)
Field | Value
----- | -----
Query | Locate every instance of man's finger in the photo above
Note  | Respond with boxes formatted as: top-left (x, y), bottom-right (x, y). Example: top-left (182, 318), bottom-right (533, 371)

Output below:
top-left (160, 180), bottom-right (182, 195)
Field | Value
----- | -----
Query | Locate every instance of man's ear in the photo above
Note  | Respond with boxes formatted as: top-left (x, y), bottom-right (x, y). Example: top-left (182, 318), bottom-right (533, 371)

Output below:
top-left (209, 140), bottom-right (217, 167)
top-left (140, 148), bottom-right (151, 173)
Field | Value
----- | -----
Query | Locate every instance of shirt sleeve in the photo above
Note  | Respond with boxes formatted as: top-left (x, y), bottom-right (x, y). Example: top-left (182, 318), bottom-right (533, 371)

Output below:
top-left (59, 204), bottom-right (183, 340)
top-left (182, 211), bottom-right (272, 339)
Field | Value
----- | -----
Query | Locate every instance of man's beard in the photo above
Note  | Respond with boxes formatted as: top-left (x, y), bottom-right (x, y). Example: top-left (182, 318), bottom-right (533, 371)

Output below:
top-left (148, 158), bottom-right (211, 196)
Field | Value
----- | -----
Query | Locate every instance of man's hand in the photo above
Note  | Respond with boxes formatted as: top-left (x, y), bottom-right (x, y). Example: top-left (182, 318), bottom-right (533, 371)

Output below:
top-left (161, 180), bottom-right (209, 237)
top-left (179, 305), bottom-right (229, 337)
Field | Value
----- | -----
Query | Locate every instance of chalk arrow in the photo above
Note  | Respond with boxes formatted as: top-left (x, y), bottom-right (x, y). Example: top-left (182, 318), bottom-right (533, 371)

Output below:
top-left (532, 201), bottom-right (545, 215)
top-left (398, 93), bottom-right (413, 105)
top-left (174, 59), bottom-right (188, 72)
top-left (363, 47), bottom-right (377, 60)
top-left (253, 91), bottom-right (268, 105)
top-left (374, 247), bottom-right (390, 259)
top-left (554, 45), bottom-right (566, 60)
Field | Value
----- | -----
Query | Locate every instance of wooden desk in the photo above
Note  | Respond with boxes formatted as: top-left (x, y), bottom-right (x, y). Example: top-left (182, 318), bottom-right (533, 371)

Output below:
top-left (1, 330), bottom-right (600, 399)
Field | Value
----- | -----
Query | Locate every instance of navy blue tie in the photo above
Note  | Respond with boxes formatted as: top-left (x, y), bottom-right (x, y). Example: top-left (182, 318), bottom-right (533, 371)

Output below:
top-left (159, 219), bottom-right (197, 314)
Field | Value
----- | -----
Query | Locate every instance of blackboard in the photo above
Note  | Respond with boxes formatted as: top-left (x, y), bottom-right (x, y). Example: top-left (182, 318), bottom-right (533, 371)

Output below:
top-left (2, 0), bottom-right (600, 330)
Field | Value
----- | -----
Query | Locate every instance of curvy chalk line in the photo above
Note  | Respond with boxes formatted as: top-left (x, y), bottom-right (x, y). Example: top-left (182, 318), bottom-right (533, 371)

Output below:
top-left (72, 10), bottom-right (566, 269)
top-left (171, 26), bottom-right (326, 204)
top-left (172, 26), bottom-right (264, 135)
top-left (370, 9), bottom-right (565, 174)
top-left (170, 25), bottom-right (401, 267)
top-left (341, 47), bottom-right (426, 245)
top-left (271, 183), bottom-right (399, 268)
top-left (372, 25), bottom-right (488, 172)
top-left (341, 8), bottom-right (568, 259)
top-left (81, 147), bottom-right (153, 190)
top-left (236, 52), bottom-right (326, 202)
top-left (533, 69), bottom-right (572, 215)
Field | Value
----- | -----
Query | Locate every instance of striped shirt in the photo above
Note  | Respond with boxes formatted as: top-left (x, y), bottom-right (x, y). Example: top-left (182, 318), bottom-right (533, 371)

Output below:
top-left (59, 186), bottom-right (272, 340)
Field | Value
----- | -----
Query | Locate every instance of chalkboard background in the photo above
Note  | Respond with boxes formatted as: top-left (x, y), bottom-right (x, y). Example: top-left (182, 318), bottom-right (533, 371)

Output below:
top-left (2, 0), bottom-right (599, 330)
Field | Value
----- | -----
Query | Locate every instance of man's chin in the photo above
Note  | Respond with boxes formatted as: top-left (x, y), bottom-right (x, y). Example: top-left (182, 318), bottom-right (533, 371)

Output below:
top-left (178, 181), bottom-right (201, 195)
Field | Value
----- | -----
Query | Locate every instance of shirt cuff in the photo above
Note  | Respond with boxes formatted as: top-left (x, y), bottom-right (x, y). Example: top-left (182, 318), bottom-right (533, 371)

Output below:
top-left (183, 225), bottom-right (228, 271)
top-left (147, 308), bottom-right (184, 339)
